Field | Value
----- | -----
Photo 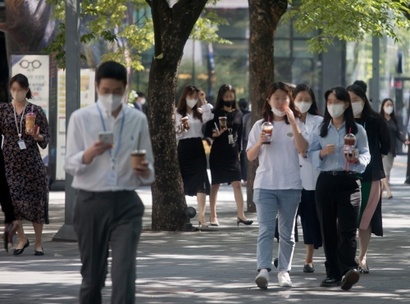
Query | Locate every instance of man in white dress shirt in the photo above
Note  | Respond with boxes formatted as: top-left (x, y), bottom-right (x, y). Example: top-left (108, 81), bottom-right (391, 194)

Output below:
top-left (65, 61), bottom-right (155, 304)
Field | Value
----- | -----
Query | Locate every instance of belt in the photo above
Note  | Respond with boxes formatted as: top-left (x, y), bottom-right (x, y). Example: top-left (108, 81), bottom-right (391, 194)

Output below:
top-left (322, 171), bottom-right (358, 177)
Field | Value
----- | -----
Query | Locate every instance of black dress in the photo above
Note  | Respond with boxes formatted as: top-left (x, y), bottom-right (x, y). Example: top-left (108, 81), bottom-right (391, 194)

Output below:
top-left (356, 115), bottom-right (390, 236)
top-left (205, 109), bottom-right (242, 184)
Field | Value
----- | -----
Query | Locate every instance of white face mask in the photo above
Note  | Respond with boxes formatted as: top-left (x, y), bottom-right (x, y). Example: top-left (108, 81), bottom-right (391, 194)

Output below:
top-left (99, 94), bottom-right (123, 113)
top-left (12, 91), bottom-right (27, 103)
top-left (327, 104), bottom-right (345, 118)
top-left (352, 102), bottom-right (364, 117)
top-left (294, 101), bottom-right (311, 114)
top-left (186, 98), bottom-right (198, 109)
top-left (271, 108), bottom-right (286, 117)
top-left (384, 106), bottom-right (393, 115)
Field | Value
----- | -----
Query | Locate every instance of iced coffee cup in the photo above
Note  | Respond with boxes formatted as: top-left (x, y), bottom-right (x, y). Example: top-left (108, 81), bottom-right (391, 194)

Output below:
top-left (181, 116), bottom-right (190, 130)
top-left (131, 150), bottom-right (146, 169)
top-left (25, 112), bottom-right (36, 133)
top-left (343, 133), bottom-right (356, 156)
top-left (261, 121), bottom-right (273, 144)
top-left (219, 116), bottom-right (227, 130)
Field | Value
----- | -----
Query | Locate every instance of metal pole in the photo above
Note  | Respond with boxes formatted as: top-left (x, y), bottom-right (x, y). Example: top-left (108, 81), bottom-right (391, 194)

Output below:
top-left (53, 0), bottom-right (80, 241)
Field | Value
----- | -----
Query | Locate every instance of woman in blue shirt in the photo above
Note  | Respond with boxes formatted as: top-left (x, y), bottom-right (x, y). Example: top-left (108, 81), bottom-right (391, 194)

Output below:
top-left (308, 87), bottom-right (370, 290)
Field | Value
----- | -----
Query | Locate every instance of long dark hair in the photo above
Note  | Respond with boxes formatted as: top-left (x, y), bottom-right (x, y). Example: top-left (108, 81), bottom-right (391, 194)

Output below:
top-left (380, 98), bottom-right (399, 126)
top-left (347, 84), bottom-right (378, 122)
top-left (261, 82), bottom-right (301, 124)
top-left (292, 83), bottom-right (321, 116)
top-left (214, 84), bottom-right (238, 110)
top-left (9, 73), bottom-right (33, 99)
top-left (320, 87), bottom-right (358, 137)
top-left (176, 85), bottom-right (202, 121)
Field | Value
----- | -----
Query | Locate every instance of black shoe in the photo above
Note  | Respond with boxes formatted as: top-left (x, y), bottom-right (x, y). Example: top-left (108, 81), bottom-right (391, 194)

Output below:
top-left (341, 269), bottom-right (360, 290)
top-left (320, 277), bottom-right (341, 287)
top-left (13, 239), bottom-right (29, 256)
top-left (274, 258), bottom-right (278, 268)
top-left (237, 217), bottom-right (253, 227)
top-left (34, 247), bottom-right (45, 256)
top-left (303, 264), bottom-right (315, 273)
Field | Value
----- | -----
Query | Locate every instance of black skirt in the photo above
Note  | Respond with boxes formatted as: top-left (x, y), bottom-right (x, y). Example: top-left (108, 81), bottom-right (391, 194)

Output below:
top-left (209, 145), bottom-right (241, 185)
top-left (177, 138), bottom-right (210, 196)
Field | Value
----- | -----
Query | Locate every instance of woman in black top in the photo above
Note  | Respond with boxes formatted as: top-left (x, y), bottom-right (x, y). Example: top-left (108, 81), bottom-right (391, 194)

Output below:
top-left (379, 98), bottom-right (409, 198)
top-left (348, 84), bottom-right (390, 274)
top-left (205, 84), bottom-right (253, 226)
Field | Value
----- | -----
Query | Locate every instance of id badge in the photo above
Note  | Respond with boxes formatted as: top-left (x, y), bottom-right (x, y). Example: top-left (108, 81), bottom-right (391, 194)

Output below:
top-left (106, 170), bottom-right (118, 186)
top-left (228, 134), bottom-right (234, 144)
top-left (18, 140), bottom-right (27, 150)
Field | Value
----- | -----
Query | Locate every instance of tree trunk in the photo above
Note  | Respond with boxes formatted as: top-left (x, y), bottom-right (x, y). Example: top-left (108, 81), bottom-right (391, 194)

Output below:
top-left (247, 0), bottom-right (288, 212)
top-left (147, 0), bottom-right (208, 231)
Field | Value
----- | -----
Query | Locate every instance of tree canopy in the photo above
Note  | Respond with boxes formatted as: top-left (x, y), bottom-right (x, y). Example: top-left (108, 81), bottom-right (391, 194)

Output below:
top-left (285, 0), bottom-right (410, 52)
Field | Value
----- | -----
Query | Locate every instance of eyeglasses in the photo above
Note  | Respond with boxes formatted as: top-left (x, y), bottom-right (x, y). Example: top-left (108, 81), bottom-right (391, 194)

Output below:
top-left (19, 60), bottom-right (42, 69)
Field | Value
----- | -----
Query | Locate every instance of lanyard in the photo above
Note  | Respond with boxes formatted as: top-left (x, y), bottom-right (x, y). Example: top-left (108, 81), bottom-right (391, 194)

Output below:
top-left (13, 102), bottom-right (27, 140)
top-left (96, 103), bottom-right (125, 169)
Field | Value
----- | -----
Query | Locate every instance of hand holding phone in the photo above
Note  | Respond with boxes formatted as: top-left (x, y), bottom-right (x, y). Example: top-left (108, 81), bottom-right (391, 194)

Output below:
top-left (98, 131), bottom-right (114, 145)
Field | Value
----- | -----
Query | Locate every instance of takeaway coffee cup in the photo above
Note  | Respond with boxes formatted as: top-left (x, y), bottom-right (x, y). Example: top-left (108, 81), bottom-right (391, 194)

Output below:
top-left (219, 116), bottom-right (227, 130)
top-left (261, 121), bottom-right (273, 144)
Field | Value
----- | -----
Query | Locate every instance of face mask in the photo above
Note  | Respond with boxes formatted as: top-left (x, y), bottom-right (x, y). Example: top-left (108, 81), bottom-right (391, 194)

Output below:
top-left (271, 108), bottom-right (286, 117)
top-left (223, 100), bottom-right (234, 108)
top-left (99, 94), bottom-right (123, 113)
top-left (352, 102), bottom-right (364, 116)
top-left (384, 106), bottom-right (393, 115)
top-left (327, 104), bottom-right (345, 118)
top-left (294, 101), bottom-right (311, 114)
top-left (139, 98), bottom-right (146, 105)
top-left (12, 91), bottom-right (27, 102)
top-left (186, 98), bottom-right (198, 109)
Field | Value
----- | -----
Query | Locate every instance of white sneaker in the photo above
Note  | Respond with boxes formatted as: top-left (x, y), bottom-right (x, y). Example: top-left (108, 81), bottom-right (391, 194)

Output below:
top-left (255, 269), bottom-right (269, 289)
top-left (277, 271), bottom-right (292, 287)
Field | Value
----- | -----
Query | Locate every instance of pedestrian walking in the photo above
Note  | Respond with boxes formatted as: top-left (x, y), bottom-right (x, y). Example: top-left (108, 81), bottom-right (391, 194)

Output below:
top-left (380, 98), bottom-right (409, 198)
top-left (238, 98), bottom-right (251, 186)
top-left (204, 84), bottom-right (253, 227)
top-left (293, 84), bottom-right (323, 273)
top-left (247, 82), bottom-right (308, 289)
top-left (0, 73), bottom-right (50, 256)
top-left (308, 86), bottom-right (370, 290)
top-left (64, 61), bottom-right (155, 304)
top-left (348, 84), bottom-right (390, 275)
top-left (0, 135), bottom-right (18, 252)
top-left (175, 85), bottom-right (213, 228)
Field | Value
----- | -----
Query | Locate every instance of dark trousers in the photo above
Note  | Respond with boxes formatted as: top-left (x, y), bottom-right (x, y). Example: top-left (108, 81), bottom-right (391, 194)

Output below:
top-left (315, 173), bottom-right (360, 280)
top-left (73, 190), bottom-right (144, 304)
top-left (0, 158), bottom-right (15, 224)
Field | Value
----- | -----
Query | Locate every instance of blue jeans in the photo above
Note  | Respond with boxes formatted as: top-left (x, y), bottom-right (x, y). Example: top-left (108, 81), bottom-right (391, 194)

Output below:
top-left (254, 188), bottom-right (301, 272)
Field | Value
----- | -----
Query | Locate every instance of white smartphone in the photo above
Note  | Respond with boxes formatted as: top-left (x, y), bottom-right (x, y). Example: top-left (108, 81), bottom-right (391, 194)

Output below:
top-left (98, 131), bottom-right (114, 145)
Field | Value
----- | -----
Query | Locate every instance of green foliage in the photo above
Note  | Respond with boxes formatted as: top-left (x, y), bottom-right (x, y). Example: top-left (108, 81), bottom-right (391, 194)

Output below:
top-left (45, 0), bottom-right (228, 69)
top-left (285, 0), bottom-right (410, 52)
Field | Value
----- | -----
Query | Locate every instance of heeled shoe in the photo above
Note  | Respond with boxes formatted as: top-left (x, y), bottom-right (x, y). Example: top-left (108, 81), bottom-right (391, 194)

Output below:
top-left (237, 217), bottom-right (253, 226)
top-left (34, 247), bottom-right (45, 256)
top-left (356, 258), bottom-right (369, 274)
top-left (197, 215), bottom-right (209, 228)
top-left (209, 218), bottom-right (219, 226)
top-left (13, 239), bottom-right (29, 256)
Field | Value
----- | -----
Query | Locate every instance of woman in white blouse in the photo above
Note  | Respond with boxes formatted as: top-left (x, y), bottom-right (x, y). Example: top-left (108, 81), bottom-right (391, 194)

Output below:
top-left (175, 85), bottom-right (213, 227)
top-left (247, 82), bottom-right (308, 289)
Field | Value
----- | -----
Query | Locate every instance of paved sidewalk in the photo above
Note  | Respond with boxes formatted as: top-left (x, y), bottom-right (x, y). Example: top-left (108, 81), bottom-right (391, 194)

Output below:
top-left (1, 156), bottom-right (410, 303)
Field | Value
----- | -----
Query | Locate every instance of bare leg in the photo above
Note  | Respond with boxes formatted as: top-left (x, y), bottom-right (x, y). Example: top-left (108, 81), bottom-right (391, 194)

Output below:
top-left (14, 221), bottom-right (28, 250)
top-left (358, 227), bottom-right (372, 265)
top-left (196, 192), bottom-right (208, 227)
top-left (232, 181), bottom-right (247, 220)
top-left (210, 184), bottom-right (220, 224)
top-left (382, 177), bottom-right (392, 197)
top-left (305, 244), bottom-right (314, 265)
top-left (32, 222), bottom-right (44, 251)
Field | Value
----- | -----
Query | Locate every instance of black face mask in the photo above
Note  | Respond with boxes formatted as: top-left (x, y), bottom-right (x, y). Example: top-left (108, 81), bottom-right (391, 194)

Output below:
top-left (223, 100), bottom-right (234, 108)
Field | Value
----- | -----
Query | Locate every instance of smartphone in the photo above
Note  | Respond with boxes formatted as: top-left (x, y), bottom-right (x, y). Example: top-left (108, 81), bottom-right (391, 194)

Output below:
top-left (98, 131), bottom-right (114, 145)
